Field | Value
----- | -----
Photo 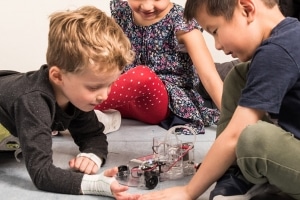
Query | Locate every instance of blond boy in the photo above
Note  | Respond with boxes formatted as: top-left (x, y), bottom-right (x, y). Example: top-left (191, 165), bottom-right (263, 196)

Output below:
top-left (0, 6), bottom-right (139, 199)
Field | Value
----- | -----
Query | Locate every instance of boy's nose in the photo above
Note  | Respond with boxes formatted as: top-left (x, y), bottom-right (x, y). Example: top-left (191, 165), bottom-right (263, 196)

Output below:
top-left (215, 39), bottom-right (222, 51)
top-left (96, 89), bottom-right (110, 103)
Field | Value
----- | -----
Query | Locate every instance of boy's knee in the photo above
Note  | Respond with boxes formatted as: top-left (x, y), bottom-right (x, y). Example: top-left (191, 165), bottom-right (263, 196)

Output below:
top-left (223, 61), bottom-right (249, 84)
top-left (236, 121), bottom-right (295, 185)
top-left (236, 121), bottom-right (273, 158)
top-left (235, 121), bottom-right (274, 184)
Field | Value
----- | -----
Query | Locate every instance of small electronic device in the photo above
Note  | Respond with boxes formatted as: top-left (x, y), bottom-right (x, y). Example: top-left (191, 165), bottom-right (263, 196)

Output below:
top-left (115, 125), bottom-right (198, 190)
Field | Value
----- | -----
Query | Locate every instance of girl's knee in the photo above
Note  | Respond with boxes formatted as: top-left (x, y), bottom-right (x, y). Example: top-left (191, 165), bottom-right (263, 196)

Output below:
top-left (128, 65), bottom-right (153, 75)
top-left (126, 65), bottom-right (160, 84)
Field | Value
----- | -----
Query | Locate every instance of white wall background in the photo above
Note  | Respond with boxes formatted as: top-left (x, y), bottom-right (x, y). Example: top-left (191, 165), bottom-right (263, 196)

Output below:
top-left (0, 0), bottom-right (231, 72)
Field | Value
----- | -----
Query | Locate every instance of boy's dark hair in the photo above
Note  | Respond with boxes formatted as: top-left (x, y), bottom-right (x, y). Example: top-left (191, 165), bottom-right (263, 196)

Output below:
top-left (279, 0), bottom-right (300, 20)
top-left (184, 0), bottom-right (279, 22)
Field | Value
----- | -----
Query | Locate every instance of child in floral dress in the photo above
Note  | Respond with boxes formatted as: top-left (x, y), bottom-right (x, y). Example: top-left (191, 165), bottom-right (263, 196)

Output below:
top-left (95, 0), bottom-right (222, 134)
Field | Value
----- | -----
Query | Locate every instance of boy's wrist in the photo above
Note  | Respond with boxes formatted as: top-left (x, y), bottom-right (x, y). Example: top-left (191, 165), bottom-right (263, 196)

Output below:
top-left (81, 173), bottom-right (115, 196)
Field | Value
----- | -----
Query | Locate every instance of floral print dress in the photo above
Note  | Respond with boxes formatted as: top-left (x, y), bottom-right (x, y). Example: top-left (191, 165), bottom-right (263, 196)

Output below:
top-left (110, 1), bottom-right (219, 134)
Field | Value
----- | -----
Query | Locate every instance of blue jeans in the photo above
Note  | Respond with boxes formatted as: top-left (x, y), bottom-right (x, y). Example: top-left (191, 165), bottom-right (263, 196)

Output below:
top-left (217, 62), bottom-right (300, 199)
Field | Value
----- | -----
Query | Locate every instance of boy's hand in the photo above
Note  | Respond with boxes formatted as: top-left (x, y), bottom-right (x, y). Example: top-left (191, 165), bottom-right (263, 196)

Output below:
top-left (81, 167), bottom-right (141, 199)
top-left (138, 186), bottom-right (192, 200)
top-left (69, 155), bottom-right (99, 174)
top-left (104, 167), bottom-right (141, 200)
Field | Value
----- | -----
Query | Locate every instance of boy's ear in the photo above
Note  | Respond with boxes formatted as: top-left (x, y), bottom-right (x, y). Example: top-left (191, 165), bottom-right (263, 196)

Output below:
top-left (239, 0), bottom-right (255, 22)
top-left (49, 66), bottom-right (63, 85)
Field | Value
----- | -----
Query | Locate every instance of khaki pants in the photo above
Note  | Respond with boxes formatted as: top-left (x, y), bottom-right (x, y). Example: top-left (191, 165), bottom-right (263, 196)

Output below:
top-left (217, 62), bottom-right (300, 199)
top-left (0, 123), bottom-right (21, 161)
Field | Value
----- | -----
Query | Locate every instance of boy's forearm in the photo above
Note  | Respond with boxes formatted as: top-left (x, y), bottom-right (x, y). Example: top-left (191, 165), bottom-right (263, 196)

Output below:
top-left (186, 133), bottom-right (236, 199)
top-left (187, 106), bottom-right (263, 199)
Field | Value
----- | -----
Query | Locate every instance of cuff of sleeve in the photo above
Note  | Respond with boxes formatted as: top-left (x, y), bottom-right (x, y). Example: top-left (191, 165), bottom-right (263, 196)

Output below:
top-left (81, 173), bottom-right (115, 197)
top-left (77, 153), bottom-right (102, 169)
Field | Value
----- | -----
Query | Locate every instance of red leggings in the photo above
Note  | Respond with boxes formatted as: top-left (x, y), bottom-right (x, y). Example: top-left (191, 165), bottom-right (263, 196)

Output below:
top-left (95, 66), bottom-right (169, 124)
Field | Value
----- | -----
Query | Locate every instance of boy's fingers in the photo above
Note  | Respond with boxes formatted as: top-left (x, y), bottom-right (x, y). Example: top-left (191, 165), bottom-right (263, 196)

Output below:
top-left (112, 183), bottom-right (129, 193)
top-left (104, 167), bottom-right (118, 177)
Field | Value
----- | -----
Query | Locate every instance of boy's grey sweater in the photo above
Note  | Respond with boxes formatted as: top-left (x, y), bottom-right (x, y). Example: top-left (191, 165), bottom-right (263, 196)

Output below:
top-left (0, 65), bottom-right (108, 194)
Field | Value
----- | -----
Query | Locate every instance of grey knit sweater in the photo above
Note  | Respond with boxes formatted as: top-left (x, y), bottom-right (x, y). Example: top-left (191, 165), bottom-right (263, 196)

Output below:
top-left (0, 65), bottom-right (108, 194)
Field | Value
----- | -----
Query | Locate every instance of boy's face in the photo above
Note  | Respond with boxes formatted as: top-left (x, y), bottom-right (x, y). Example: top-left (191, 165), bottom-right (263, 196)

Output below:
top-left (54, 65), bottom-right (121, 112)
top-left (195, 3), bottom-right (261, 62)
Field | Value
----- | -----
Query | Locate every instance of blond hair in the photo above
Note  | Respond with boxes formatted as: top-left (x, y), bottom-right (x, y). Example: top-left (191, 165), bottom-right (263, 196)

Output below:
top-left (46, 6), bottom-right (134, 73)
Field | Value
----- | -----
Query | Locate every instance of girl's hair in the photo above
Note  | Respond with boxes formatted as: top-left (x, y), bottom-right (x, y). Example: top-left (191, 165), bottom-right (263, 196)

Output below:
top-left (46, 6), bottom-right (134, 73)
top-left (184, 0), bottom-right (279, 21)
